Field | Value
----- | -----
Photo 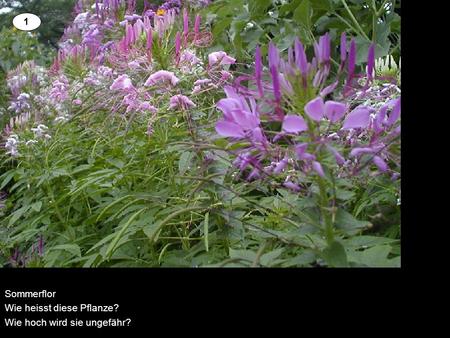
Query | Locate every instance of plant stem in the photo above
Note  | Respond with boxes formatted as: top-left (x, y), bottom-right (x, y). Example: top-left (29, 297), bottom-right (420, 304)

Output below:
top-left (252, 240), bottom-right (269, 267)
top-left (340, 0), bottom-right (370, 41)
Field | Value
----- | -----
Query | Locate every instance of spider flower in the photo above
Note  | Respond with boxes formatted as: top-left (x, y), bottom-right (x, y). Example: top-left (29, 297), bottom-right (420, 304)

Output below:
top-left (208, 51), bottom-right (236, 68)
top-left (169, 95), bottom-right (196, 110)
top-left (144, 70), bottom-right (180, 87)
top-left (110, 74), bottom-right (135, 92)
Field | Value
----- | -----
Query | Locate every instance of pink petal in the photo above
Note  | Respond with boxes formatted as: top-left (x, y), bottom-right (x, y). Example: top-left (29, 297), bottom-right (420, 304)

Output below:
top-left (215, 120), bottom-right (245, 138)
top-left (386, 98), bottom-right (401, 126)
top-left (342, 107), bottom-right (371, 129)
top-left (282, 115), bottom-right (308, 133)
top-left (312, 161), bottom-right (325, 177)
top-left (373, 156), bottom-right (388, 172)
top-left (295, 143), bottom-right (308, 158)
top-left (305, 97), bottom-right (325, 121)
top-left (324, 101), bottom-right (347, 122)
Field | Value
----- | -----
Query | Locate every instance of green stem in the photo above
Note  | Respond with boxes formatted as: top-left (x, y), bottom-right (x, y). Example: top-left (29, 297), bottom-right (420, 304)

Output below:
top-left (372, 0), bottom-right (377, 42)
top-left (252, 240), bottom-right (269, 267)
top-left (317, 177), bottom-right (334, 245)
top-left (340, 0), bottom-right (370, 41)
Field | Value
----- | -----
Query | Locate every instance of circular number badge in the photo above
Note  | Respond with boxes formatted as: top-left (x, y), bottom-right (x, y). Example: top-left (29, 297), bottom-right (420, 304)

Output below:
top-left (13, 13), bottom-right (41, 31)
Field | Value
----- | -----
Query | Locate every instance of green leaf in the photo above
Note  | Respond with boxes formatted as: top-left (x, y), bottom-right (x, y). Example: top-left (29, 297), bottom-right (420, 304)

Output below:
top-left (322, 241), bottom-right (348, 267)
top-left (178, 151), bottom-right (195, 175)
top-left (50, 244), bottom-right (82, 258)
top-left (260, 248), bottom-right (284, 266)
top-left (105, 208), bottom-right (147, 260)
top-left (283, 250), bottom-right (317, 267)
top-left (344, 236), bottom-right (398, 249)
top-left (249, 0), bottom-right (272, 19)
top-left (279, 0), bottom-right (302, 16)
top-left (31, 201), bottom-right (43, 212)
top-left (0, 171), bottom-right (15, 190)
top-left (293, 0), bottom-right (312, 30)
top-left (8, 205), bottom-right (31, 227)
top-left (229, 249), bottom-right (256, 263)
top-left (334, 209), bottom-right (371, 235)
top-left (348, 245), bottom-right (399, 267)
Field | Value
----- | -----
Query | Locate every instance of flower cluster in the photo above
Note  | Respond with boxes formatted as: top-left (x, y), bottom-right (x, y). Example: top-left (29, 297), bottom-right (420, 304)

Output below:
top-left (215, 34), bottom-right (401, 191)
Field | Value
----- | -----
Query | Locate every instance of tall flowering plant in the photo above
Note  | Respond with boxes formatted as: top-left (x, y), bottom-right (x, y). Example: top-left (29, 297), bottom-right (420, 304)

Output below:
top-left (214, 33), bottom-right (400, 245)
top-left (2, 0), bottom-right (230, 158)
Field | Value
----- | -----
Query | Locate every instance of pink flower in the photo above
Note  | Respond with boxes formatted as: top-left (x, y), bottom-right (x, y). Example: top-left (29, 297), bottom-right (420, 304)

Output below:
top-left (192, 79), bottom-right (217, 94)
top-left (144, 70), bottom-right (180, 87)
top-left (282, 115), bottom-right (308, 134)
top-left (139, 102), bottom-right (158, 113)
top-left (169, 95), bottom-right (196, 110)
top-left (305, 97), bottom-right (325, 121)
top-left (128, 61), bottom-right (141, 69)
top-left (180, 51), bottom-right (201, 65)
top-left (342, 107), bottom-right (371, 129)
top-left (208, 51), bottom-right (236, 67)
top-left (324, 101), bottom-right (347, 122)
top-left (110, 74), bottom-right (135, 92)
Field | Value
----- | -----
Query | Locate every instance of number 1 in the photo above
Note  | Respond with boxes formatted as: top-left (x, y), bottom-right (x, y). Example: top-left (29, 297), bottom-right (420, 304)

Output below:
top-left (24, 17), bottom-right (28, 25)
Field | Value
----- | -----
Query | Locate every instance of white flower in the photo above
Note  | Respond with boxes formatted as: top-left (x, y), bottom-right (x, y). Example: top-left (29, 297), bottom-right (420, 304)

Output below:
top-left (25, 140), bottom-right (38, 146)
top-left (245, 22), bottom-right (254, 30)
top-left (31, 124), bottom-right (51, 139)
top-left (5, 135), bottom-right (20, 157)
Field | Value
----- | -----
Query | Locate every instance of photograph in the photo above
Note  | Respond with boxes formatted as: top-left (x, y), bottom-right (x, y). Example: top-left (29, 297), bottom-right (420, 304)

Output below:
top-left (0, 0), bottom-right (401, 269)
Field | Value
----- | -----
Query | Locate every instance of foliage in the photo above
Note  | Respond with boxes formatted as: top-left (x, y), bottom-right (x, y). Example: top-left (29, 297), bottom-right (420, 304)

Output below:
top-left (203, 0), bottom-right (400, 64)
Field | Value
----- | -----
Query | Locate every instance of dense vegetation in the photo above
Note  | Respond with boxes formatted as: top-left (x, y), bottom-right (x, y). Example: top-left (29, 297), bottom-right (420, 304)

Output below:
top-left (0, 0), bottom-right (400, 267)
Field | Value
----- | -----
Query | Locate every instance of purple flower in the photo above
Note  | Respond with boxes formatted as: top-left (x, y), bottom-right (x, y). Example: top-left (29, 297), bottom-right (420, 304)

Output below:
top-left (326, 145), bottom-right (346, 166)
top-left (367, 43), bottom-right (375, 81)
top-left (348, 39), bottom-right (356, 74)
top-left (255, 45), bottom-right (263, 97)
top-left (305, 97), bottom-right (325, 121)
top-left (146, 27), bottom-right (153, 50)
top-left (274, 157), bottom-right (289, 174)
top-left (215, 87), bottom-right (261, 139)
top-left (208, 51), bottom-right (236, 67)
top-left (340, 32), bottom-right (347, 63)
top-left (215, 120), bottom-right (245, 138)
top-left (183, 8), bottom-right (189, 38)
top-left (386, 98), bottom-right (401, 126)
top-left (283, 181), bottom-right (301, 192)
top-left (294, 38), bottom-right (308, 75)
top-left (194, 14), bottom-right (201, 40)
top-left (144, 70), bottom-right (180, 87)
top-left (342, 107), bottom-right (371, 129)
top-left (169, 95), bottom-right (196, 110)
top-left (110, 74), bottom-right (135, 92)
top-left (270, 65), bottom-right (281, 104)
top-left (373, 156), bottom-right (388, 172)
top-left (268, 42), bottom-right (280, 69)
top-left (180, 50), bottom-right (201, 65)
top-left (314, 33), bottom-right (331, 65)
top-left (139, 102), bottom-right (158, 113)
top-left (282, 115), bottom-right (308, 134)
top-left (324, 101), bottom-right (347, 122)
top-left (312, 161), bottom-right (325, 177)
top-left (350, 147), bottom-right (377, 157)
